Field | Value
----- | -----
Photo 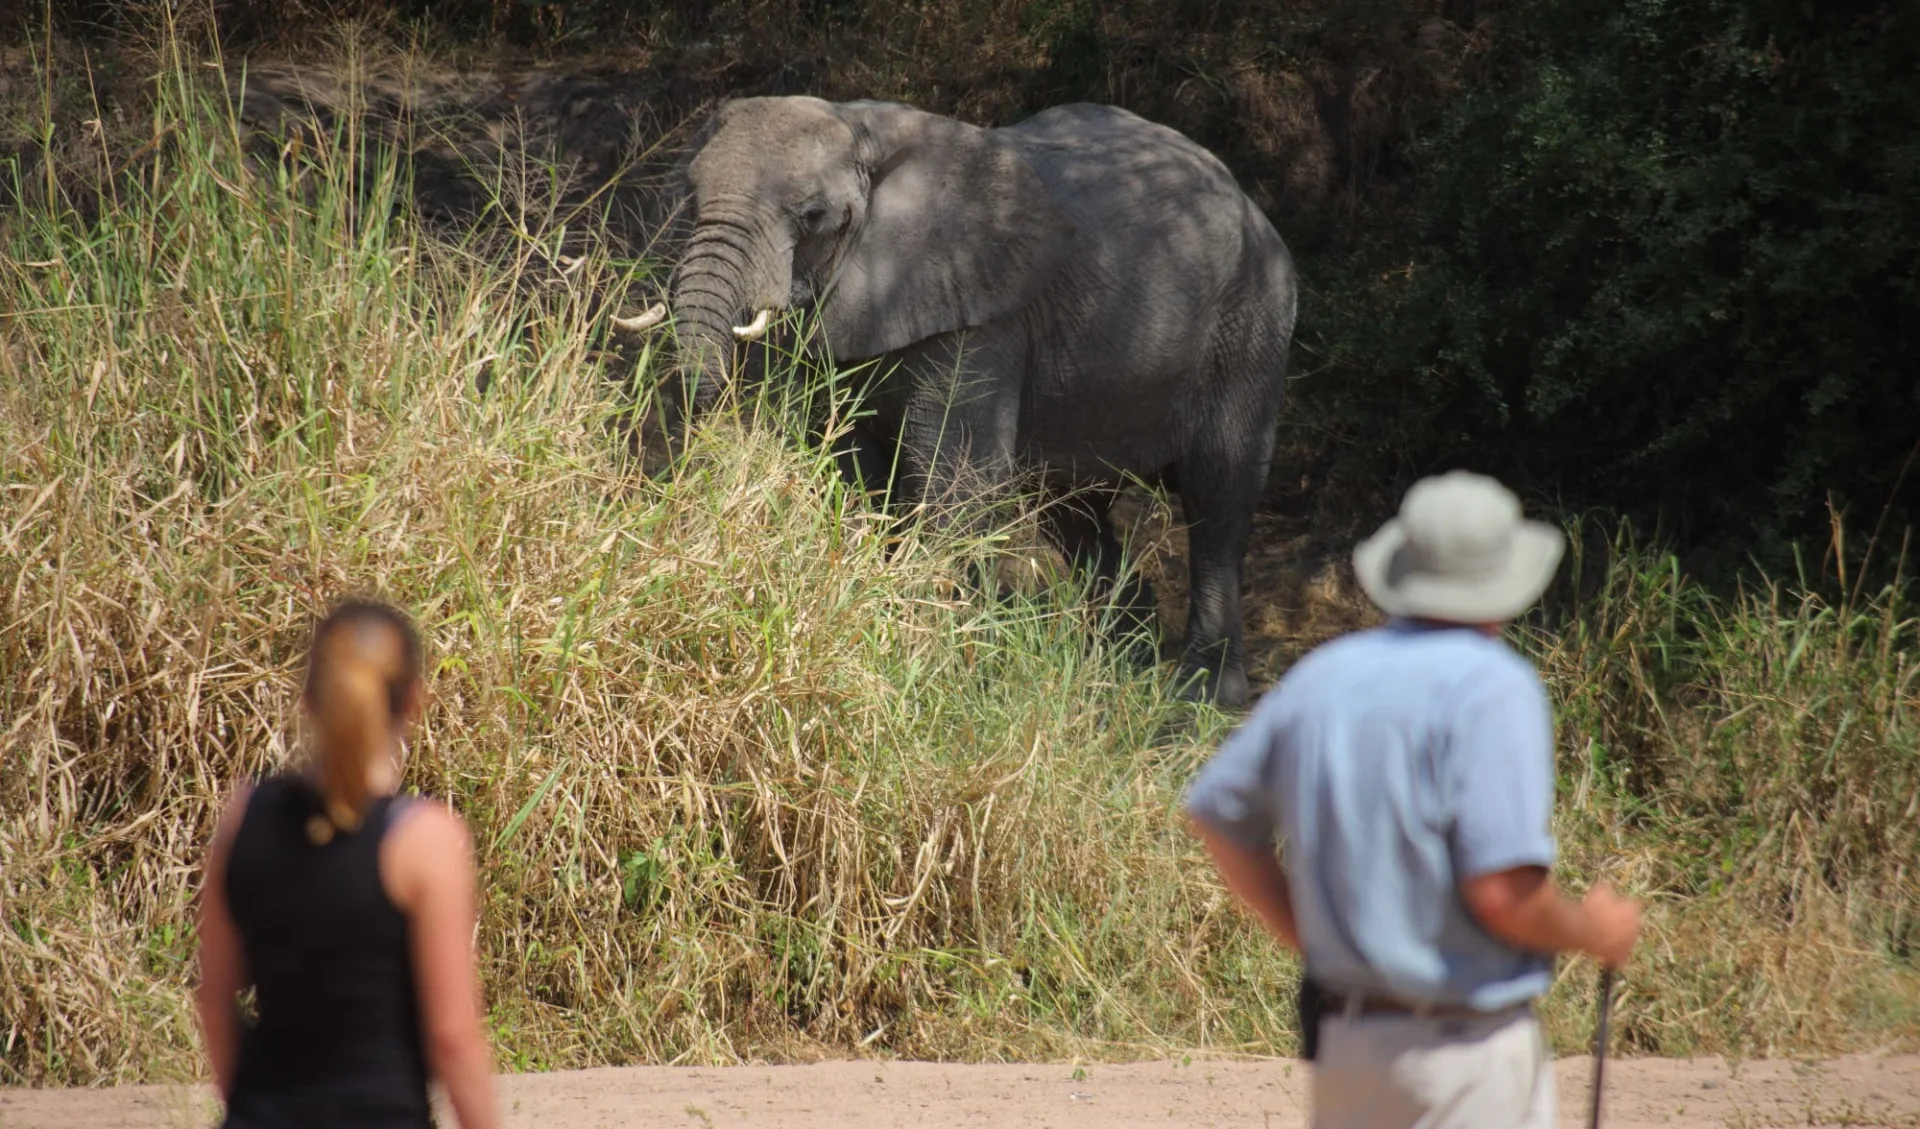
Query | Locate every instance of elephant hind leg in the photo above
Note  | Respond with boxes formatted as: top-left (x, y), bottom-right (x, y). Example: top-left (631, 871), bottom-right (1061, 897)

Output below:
top-left (1172, 432), bottom-right (1272, 711)
top-left (1171, 299), bottom-right (1290, 710)
top-left (1037, 486), bottom-right (1159, 665)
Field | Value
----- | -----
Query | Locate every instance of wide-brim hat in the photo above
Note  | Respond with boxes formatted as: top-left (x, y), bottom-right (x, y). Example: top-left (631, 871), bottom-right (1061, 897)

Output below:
top-left (1352, 470), bottom-right (1566, 623)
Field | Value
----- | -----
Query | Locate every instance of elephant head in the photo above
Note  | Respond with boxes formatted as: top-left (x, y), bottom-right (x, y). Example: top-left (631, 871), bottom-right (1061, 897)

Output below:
top-left (631, 96), bottom-right (1077, 423)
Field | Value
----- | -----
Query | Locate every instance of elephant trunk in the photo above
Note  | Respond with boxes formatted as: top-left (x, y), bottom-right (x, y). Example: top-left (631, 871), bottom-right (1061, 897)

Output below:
top-left (668, 202), bottom-right (790, 418)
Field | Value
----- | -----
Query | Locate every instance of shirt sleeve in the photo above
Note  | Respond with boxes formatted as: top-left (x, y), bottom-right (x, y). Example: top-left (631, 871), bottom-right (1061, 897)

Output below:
top-left (1448, 662), bottom-right (1558, 879)
top-left (1182, 696), bottom-right (1286, 850)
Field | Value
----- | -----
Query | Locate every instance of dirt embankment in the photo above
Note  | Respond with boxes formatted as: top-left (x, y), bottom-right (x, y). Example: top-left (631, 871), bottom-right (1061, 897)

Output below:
top-left (6, 1054), bottom-right (1920, 1129)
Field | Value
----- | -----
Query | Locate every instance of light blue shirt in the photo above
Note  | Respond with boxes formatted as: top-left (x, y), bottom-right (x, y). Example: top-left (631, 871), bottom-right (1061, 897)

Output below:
top-left (1182, 619), bottom-right (1558, 1010)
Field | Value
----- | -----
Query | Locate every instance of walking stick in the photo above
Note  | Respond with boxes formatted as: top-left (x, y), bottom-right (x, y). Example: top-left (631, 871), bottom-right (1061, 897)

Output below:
top-left (1587, 967), bottom-right (1616, 1129)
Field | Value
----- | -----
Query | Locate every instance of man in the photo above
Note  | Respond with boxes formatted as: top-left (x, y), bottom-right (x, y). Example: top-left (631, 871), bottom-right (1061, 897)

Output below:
top-left (1182, 470), bottom-right (1642, 1129)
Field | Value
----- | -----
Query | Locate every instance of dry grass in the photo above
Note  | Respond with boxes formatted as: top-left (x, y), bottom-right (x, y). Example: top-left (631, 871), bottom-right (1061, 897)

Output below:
top-left (1526, 521), bottom-right (1920, 1057)
top-left (1, 32), bottom-right (1917, 1089)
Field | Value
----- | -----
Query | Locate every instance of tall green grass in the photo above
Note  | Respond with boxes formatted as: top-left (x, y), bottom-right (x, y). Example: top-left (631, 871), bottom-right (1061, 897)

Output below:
top-left (1, 36), bottom-right (1916, 1088)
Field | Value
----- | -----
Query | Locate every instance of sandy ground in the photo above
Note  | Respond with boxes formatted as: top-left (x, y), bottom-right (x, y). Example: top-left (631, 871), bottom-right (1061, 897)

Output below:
top-left (6, 1054), bottom-right (1920, 1129)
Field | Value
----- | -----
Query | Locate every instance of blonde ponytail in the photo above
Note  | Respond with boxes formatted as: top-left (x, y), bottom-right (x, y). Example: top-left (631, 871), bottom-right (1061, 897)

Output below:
top-left (303, 600), bottom-right (421, 844)
top-left (313, 650), bottom-right (390, 834)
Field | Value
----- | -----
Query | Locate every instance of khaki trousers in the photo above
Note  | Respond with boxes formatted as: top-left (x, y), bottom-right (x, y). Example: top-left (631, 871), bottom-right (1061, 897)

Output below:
top-left (1311, 1005), bottom-right (1553, 1129)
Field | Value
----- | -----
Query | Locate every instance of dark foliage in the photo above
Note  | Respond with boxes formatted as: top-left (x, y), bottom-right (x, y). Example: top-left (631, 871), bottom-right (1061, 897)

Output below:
top-left (1309, 0), bottom-right (1920, 567)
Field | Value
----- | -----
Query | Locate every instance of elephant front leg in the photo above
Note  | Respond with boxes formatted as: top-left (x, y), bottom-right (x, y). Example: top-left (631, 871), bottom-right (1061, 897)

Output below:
top-left (1037, 487), bottom-right (1159, 665)
top-left (828, 419), bottom-right (900, 506)
top-left (892, 335), bottom-right (1024, 533)
top-left (884, 338), bottom-right (1027, 610)
top-left (896, 439), bottom-right (1019, 607)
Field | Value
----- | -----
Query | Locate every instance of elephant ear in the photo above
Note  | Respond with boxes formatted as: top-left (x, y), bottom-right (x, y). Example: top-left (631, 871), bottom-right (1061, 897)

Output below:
top-left (820, 101), bottom-right (1075, 361)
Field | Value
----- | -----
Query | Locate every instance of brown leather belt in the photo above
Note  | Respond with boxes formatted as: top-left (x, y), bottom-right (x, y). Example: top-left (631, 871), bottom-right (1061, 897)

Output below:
top-left (1322, 991), bottom-right (1529, 1021)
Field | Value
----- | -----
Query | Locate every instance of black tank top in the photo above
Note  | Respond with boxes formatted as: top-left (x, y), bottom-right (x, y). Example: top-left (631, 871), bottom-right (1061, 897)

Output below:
top-left (222, 772), bottom-right (433, 1128)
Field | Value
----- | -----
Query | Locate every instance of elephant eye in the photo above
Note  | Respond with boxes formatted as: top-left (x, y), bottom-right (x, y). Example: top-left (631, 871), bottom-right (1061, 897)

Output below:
top-left (798, 202), bottom-right (830, 231)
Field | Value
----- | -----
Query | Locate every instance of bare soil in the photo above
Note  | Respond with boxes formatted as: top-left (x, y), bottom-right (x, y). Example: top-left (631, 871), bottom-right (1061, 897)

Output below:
top-left (6, 1054), bottom-right (1920, 1128)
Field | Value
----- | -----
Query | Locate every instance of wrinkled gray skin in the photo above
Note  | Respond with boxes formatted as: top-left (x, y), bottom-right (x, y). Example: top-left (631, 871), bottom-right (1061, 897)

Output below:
top-left (660, 95), bottom-right (1297, 709)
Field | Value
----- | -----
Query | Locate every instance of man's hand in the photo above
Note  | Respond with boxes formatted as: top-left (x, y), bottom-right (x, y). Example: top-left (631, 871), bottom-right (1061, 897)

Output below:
top-left (1580, 881), bottom-right (1642, 969)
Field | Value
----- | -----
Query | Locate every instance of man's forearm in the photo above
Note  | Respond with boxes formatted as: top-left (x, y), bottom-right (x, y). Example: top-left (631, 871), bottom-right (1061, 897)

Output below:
top-left (1188, 816), bottom-right (1301, 950)
top-left (1463, 867), bottom-right (1598, 958)
top-left (1490, 888), bottom-right (1593, 955)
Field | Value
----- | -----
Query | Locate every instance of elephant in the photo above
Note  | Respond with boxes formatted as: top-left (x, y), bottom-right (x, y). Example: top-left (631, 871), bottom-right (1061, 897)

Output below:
top-left (617, 95), bottom-right (1297, 709)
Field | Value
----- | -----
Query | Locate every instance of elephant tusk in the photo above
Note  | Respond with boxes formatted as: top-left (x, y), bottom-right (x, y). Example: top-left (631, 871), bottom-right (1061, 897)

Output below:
top-left (611, 303), bottom-right (668, 334)
top-left (732, 308), bottom-right (774, 341)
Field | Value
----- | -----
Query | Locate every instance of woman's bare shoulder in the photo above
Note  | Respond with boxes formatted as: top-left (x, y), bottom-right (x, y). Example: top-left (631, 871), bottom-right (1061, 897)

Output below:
top-left (381, 796), bottom-right (477, 912)
top-left (211, 782), bottom-right (258, 848)
top-left (390, 796), bottom-right (476, 865)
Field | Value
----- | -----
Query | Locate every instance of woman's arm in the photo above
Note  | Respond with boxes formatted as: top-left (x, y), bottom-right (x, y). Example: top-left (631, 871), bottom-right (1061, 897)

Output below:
top-left (384, 803), bottom-right (501, 1129)
top-left (193, 787), bottom-right (252, 1100)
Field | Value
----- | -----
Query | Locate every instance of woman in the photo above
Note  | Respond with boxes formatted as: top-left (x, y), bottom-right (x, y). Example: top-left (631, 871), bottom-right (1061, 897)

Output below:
top-left (194, 599), bottom-right (501, 1129)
